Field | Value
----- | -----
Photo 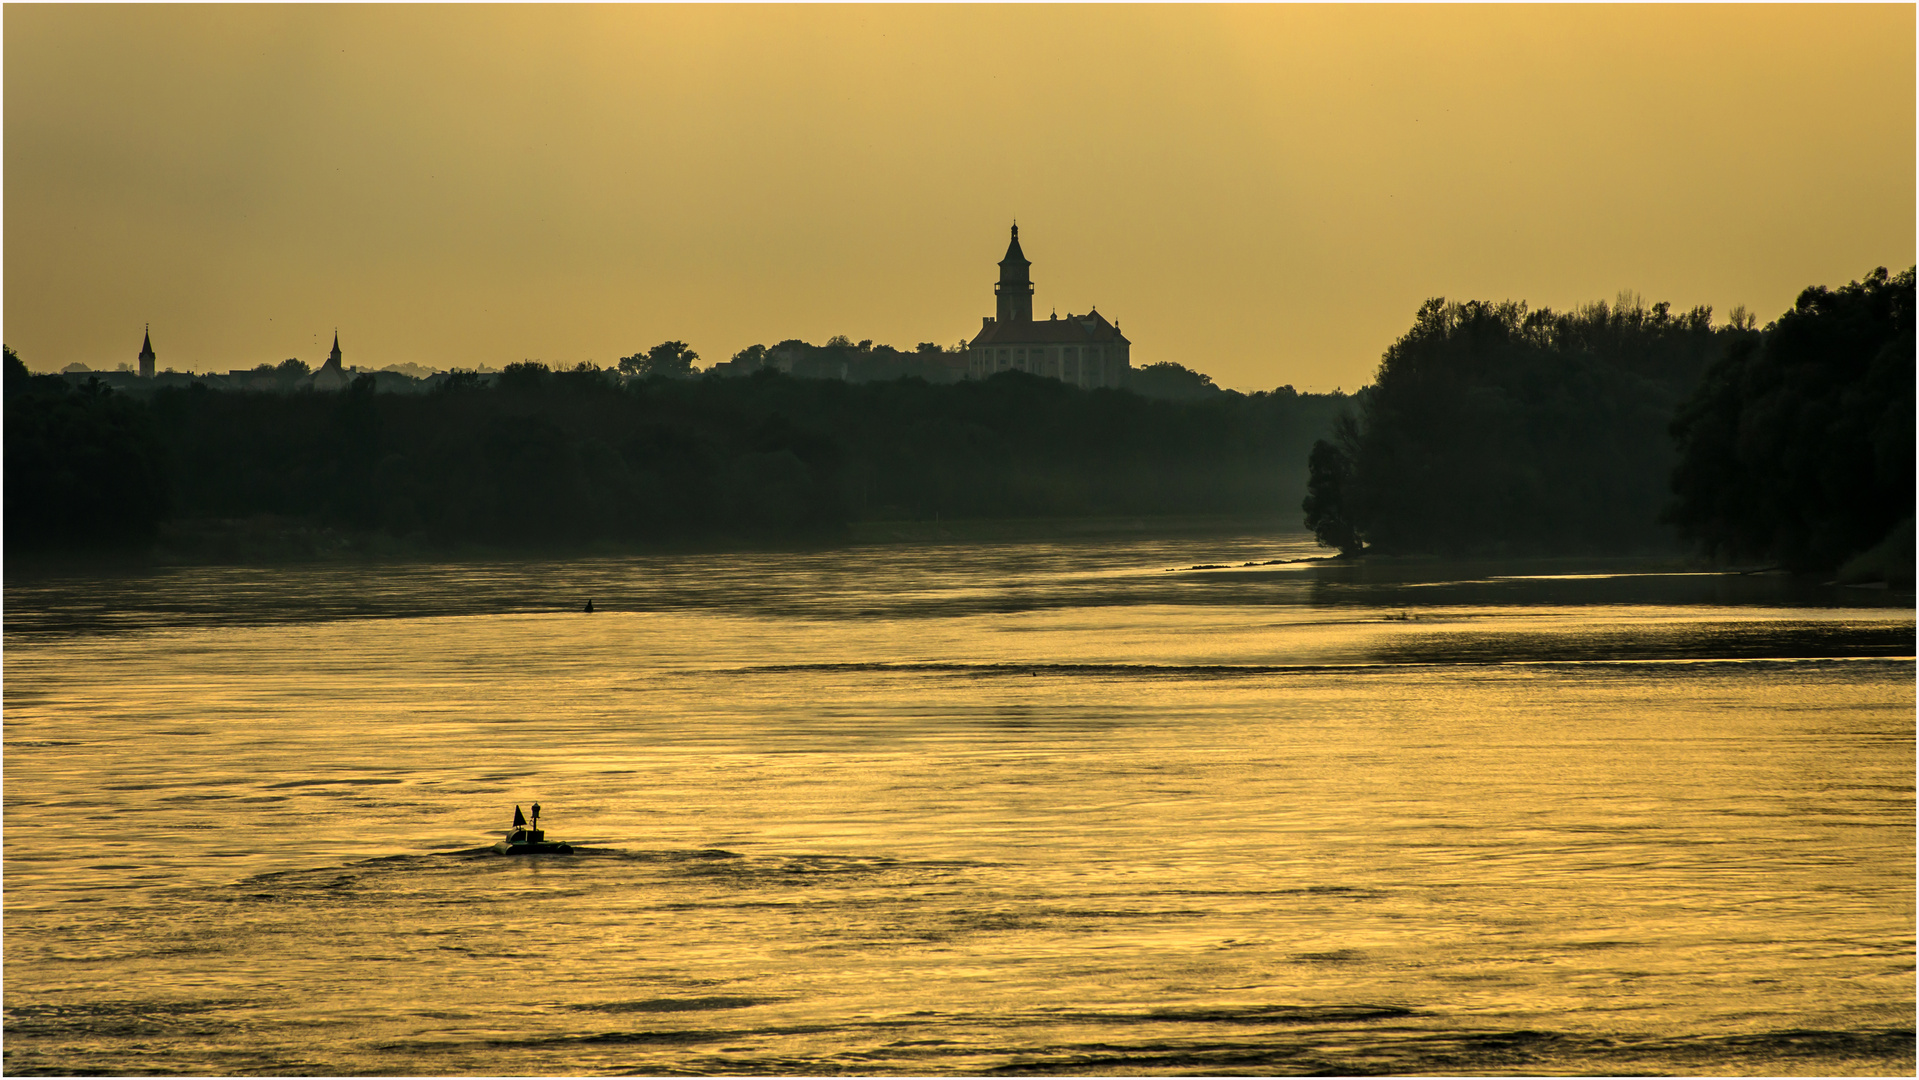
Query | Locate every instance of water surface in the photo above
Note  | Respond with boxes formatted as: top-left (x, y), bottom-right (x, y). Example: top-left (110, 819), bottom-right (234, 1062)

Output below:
top-left (6, 535), bottom-right (1913, 1074)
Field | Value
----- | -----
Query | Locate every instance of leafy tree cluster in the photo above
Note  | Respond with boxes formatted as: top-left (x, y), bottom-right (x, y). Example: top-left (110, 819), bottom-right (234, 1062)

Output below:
top-left (1304, 294), bottom-right (1756, 555)
top-left (617, 341), bottom-right (700, 380)
top-left (146, 363), bottom-right (844, 548)
top-left (5, 347), bottom-right (170, 553)
top-left (720, 337), bottom-right (969, 383)
top-left (1129, 362), bottom-right (1222, 401)
top-left (7, 353), bottom-right (1345, 556)
top-left (1667, 267), bottom-right (1913, 571)
top-left (220, 357), bottom-right (316, 391)
top-left (635, 370), bottom-right (1341, 523)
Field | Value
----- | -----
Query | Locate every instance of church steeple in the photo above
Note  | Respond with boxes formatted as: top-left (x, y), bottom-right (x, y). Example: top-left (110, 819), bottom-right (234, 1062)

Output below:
top-left (310, 329), bottom-right (351, 390)
top-left (995, 223), bottom-right (1034, 324)
top-left (138, 324), bottom-right (156, 379)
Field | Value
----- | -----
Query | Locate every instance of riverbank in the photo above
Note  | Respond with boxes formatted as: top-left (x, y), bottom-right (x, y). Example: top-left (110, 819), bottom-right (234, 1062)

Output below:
top-left (6, 513), bottom-right (1314, 576)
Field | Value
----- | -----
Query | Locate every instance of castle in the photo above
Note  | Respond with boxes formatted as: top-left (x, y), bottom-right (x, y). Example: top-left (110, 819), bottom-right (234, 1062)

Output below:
top-left (967, 225), bottom-right (1130, 388)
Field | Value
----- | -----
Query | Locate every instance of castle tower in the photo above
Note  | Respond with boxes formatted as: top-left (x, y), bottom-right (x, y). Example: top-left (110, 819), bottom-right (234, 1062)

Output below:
top-left (994, 224), bottom-right (1034, 324)
top-left (969, 223), bottom-right (1130, 387)
top-left (138, 326), bottom-right (156, 379)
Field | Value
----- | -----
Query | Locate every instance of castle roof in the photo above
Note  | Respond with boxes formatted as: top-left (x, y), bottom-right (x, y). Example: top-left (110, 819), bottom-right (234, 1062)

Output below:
top-left (970, 309), bottom-right (1129, 349)
top-left (999, 224), bottom-right (1029, 269)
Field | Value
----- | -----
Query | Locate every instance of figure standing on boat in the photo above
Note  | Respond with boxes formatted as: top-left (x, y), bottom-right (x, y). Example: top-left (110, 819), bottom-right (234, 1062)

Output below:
top-left (494, 802), bottom-right (573, 855)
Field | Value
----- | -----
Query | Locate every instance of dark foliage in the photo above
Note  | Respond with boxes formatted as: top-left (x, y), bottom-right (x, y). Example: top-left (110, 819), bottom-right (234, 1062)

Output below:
top-left (720, 337), bottom-right (967, 383)
top-left (1668, 267), bottom-right (1914, 571)
top-left (1305, 295), bottom-right (1754, 555)
top-left (144, 362), bottom-right (843, 548)
top-left (9, 358), bottom-right (1345, 555)
top-left (1129, 362), bottom-right (1221, 401)
top-left (619, 341), bottom-right (700, 380)
top-left (655, 371), bottom-right (1341, 524)
top-left (1301, 415), bottom-right (1364, 555)
top-left (5, 346), bottom-right (170, 552)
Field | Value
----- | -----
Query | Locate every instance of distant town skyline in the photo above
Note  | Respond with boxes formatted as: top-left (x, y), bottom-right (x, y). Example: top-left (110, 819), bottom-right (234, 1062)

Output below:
top-left (6, 5), bottom-right (1912, 391)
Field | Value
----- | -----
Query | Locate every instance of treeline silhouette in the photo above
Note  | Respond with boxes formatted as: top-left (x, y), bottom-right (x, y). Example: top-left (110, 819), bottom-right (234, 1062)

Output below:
top-left (1129, 362), bottom-right (1225, 401)
top-left (1305, 268), bottom-right (1914, 572)
top-left (714, 337), bottom-right (968, 382)
top-left (5, 348), bottom-right (170, 552)
top-left (4, 349), bottom-right (1343, 557)
top-left (1304, 294), bottom-right (1750, 555)
top-left (1668, 267), bottom-right (1913, 571)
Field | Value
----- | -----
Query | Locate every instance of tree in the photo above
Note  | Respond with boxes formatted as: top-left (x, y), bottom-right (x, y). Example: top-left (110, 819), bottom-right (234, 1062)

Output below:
top-left (7, 345), bottom-right (1354, 556)
top-left (1129, 361), bottom-right (1221, 400)
top-left (1302, 415), bottom-right (1365, 554)
top-left (729, 344), bottom-right (769, 373)
top-left (552, 361), bottom-right (619, 394)
top-left (1668, 266), bottom-right (1914, 571)
top-left (498, 361), bottom-right (551, 393)
top-left (1304, 293), bottom-right (1744, 555)
top-left (620, 341), bottom-right (700, 379)
top-left (6, 345), bottom-right (170, 551)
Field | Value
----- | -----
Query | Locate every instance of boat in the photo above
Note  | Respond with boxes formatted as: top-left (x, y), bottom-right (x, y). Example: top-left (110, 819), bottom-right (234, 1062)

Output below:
top-left (492, 803), bottom-right (573, 854)
top-left (492, 827), bottom-right (574, 855)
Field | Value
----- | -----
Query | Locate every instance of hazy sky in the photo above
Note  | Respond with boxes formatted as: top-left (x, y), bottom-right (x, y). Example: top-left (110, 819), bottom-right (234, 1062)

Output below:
top-left (7, 5), bottom-right (1913, 390)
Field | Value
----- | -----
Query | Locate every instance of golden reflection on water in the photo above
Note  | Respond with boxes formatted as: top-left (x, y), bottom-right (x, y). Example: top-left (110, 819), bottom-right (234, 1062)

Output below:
top-left (4, 542), bottom-right (1913, 1074)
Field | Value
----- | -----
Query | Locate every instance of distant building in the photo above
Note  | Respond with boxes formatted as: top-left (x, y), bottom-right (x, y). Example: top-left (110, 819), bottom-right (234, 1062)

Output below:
top-left (310, 331), bottom-right (351, 391)
top-left (966, 225), bottom-right (1130, 388)
top-left (138, 326), bottom-right (156, 379)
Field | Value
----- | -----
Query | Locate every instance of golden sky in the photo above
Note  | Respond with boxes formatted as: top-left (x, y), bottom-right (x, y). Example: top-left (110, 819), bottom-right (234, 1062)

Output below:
top-left (7, 4), bottom-right (1913, 391)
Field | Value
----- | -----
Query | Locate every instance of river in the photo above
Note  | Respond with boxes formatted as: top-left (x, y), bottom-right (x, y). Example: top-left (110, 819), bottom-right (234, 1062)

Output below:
top-left (5, 533), bottom-right (1913, 1075)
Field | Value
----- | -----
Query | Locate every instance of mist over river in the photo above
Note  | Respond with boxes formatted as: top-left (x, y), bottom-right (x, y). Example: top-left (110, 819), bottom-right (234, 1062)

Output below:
top-left (5, 533), bottom-right (1913, 1075)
